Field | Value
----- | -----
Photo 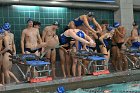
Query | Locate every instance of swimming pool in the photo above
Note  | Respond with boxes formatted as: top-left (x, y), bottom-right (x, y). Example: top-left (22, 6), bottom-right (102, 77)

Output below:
top-left (67, 81), bottom-right (140, 93)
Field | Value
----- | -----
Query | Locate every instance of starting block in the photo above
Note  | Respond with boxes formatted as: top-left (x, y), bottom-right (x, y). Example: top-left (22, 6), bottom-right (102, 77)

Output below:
top-left (30, 77), bottom-right (52, 83)
top-left (93, 70), bottom-right (110, 76)
top-left (9, 54), bottom-right (52, 83)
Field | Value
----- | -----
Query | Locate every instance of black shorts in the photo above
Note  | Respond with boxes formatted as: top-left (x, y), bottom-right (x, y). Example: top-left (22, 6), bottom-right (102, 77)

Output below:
top-left (116, 42), bottom-right (124, 49)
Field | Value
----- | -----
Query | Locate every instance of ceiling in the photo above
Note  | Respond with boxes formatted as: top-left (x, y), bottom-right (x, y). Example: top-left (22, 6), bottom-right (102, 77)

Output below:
top-left (16, 0), bottom-right (115, 3)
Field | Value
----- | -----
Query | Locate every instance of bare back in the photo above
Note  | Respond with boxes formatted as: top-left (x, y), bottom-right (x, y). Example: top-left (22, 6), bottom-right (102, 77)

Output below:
top-left (115, 26), bottom-right (126, 43)
top-left (42, 26), bottom-right (59, 48)
top-left (131, 28), bottom-right (139, 42)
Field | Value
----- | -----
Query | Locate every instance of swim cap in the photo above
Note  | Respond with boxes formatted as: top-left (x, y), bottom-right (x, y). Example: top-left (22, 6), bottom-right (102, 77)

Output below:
top-left (114, 22), bottom-right (120, 28)
top-left (77, 31), bottom-right (85, 38)
top-left (87, 12), bottom-right (95, 17)
top-left (0, 27), bottom-right (4, 33)
top-left (107, 26), bottom-right (114, 31)
top-left (52, 21), bottom-right (60, 27)
top-left (57, 86), bottom-right (65, 93)
top-left (27, 18), bottom-right (33, 23)
top-left (2, 22), bottom-right (11, 31)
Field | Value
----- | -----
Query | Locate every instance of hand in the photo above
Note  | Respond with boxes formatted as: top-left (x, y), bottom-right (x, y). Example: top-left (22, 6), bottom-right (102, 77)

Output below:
top-left (13, 52), bottom-right (16, 56)
top-left (121, 44), bottom-right (126, 50)
top-left (96, 31), bottom-right (101, 34)
top-left (89, 42), bottom-right (96, 47)
top-left (103, 45), bottom-right (106, 48)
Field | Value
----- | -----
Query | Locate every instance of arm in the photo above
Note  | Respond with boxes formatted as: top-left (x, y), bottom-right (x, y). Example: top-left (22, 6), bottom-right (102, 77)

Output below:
top-left (37, 29), bottom-right (42, 44)
top-left (68, 29), bottom-right (90, 45)
top-left (21, 30), bottom-right (25, 54)
top-left (53, 35), bottom-right (60, 47)
top-left (92, 18), bottom-right (102, 31)
top-left (85, 34), bottom-right (94, 43)
top-left (83, 15), bottom-right (97, 33)
top-left (99, 33), bottom-right (108, 47)
top-left (131, 30), bottom-right (135, 37)
top-left (42, 28), bottom-right (47, 42)
top-left (12, 34), bottom-right (16, 54)
top-left (59, 44), bottom-right (68, 52)
top-left (0, 37), bottom-right (10, 54)
top-left (116, 28), bottom-right (125, 38)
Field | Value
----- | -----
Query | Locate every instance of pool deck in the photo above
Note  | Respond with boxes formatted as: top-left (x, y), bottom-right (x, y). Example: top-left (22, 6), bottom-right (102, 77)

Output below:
top-left (0, 69), bottom-right (140, 93)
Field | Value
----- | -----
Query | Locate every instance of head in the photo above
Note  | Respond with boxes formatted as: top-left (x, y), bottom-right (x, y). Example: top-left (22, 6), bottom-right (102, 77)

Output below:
top-left (87, 12), bottom-right (95, 21)
top-left (0, 27), bottom-right (4, 36)
top-left (107, 26), bottom-right (115, 35)
top-left (114, 22), bottom-right (120, 28)
top-left (52, 21), bottom-right (59, 30)
top-left (33, 21), bottom-right (41, 29)
top-left (27, 18), bottom-right (33, 27)
top-left (2, 22), bottom-right (11, 32)
top-left (133, 21), bottom-right (139, 29)
top-left (101, 20), bottom-right (109, 26)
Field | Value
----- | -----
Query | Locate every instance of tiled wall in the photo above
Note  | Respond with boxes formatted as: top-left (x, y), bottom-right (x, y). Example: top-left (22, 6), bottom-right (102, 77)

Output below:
top-left (0, 5), bottom-right (114, 53)
top-left (134, 11), bottom-right (140, 34)
top-left (134, 11), bottom-right (140, 25)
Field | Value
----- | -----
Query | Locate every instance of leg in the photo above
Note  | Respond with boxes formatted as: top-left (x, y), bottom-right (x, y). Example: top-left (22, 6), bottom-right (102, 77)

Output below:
top-left (117, 48), bottom-right (123, 71)
top-left (8, 53), bottom-right (19, 83)
top-left (50, 49), bottom-right (56, 78)
top-left (100, 45), bottom-right (109, 70)
top-left (77, 59), bottom-right (82, 76)
top-left (82, 59), bottom-right (89, 75)
top-left (3, 53), bottom-right (11, 84)
top-left (111, 46), bottom-right (118, 71)
top-left (65, 52), bottom-right (71, 77)
top-left (72, 47), bottom-right (77, 77)
top-left (121, 52), bottom-right (128, 71)
top-left (9, 71), bottom-right (20, 83)
top-left (59, 49), bottom-right (66, 78)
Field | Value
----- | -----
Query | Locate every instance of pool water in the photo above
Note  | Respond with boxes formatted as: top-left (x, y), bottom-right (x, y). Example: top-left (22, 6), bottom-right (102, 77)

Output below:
top-left (66, 81), bottom-right (140, 93)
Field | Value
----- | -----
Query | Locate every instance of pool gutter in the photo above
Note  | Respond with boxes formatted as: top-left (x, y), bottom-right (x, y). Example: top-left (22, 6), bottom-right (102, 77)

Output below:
top-left (0, 69), bottom-right (140, 93)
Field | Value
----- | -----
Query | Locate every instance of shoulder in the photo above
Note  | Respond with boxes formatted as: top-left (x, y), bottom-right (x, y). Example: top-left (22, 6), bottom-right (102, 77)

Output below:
top-left (81, 15), bottom-right (86, 17)
top-left (80, 15), bottom-right (87, 19)
top-left (44, 26), bottom-right (50, 31)
top-left (32, 27), bottom-right (37, 31)
top-left (32, 28), bottom-right (38, 32)
top-left (22, 28), bottom-right (27, 33)
top-left (3, 36), bottom-right (8, 41)
top-left (10, 33), bottom-right (14, 37)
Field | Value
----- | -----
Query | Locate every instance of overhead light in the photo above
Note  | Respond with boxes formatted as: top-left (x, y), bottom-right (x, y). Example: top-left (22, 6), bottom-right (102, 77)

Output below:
top-left (12, 0), bottom-right (19, 1)
top-left (50, 1), bottom-right (61, 4)
top-left (12, 5), bottom-right (38, 8)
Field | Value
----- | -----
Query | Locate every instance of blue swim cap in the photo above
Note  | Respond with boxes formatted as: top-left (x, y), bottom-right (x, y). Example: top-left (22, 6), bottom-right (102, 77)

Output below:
top-left (114, 22), bottom-right (120, 28)
top-left (0, 27), bottom-right (4, 33)
top-left (57, 86), bottom-right (65, 93)
top-left (107, 26), bottom-right (114, 31)
top-left (2, 22), bottom-right (11, 31)
top-left (77, 31), bottom-right (85, 38)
